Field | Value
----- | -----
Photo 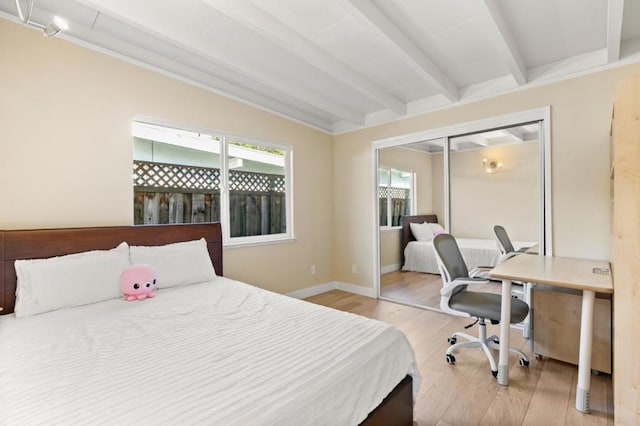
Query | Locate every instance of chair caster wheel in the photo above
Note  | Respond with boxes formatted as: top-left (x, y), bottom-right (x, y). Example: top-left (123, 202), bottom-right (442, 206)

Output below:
top-left (447, 336), bottom-right (457, 345)
top-left (491, 370), bottom-right (498, 378)
top-left (491, 338), bottom-right (499, 344)
top-left (519, 358), bottom-right (529, 367)
top-left (446, 354), bottom-right (456, 365)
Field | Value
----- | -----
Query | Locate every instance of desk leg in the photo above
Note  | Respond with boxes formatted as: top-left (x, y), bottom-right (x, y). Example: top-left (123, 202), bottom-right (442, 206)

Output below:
top-left (498, 278), bottom-right (512, 386)
top-left (576, 289), bottom-right (595, 413)
top-left (523, 282), bottom-right (532, 339)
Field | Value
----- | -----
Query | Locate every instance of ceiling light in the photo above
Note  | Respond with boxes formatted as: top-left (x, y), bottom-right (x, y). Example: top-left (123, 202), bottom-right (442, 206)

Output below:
top-left (43, 16), bottom-right (68, 37)
top-left (14, 0), bottom-right (68, 38)
top-left (483, 158), bottom-right (503, 174)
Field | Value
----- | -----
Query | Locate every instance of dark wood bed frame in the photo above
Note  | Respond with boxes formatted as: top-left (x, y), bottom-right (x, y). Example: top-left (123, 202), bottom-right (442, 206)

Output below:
top-left (0, 223), bottom-right (412, 425)
top-left (0, 223), bottom-right (223, 316)
top-left (400, 214), bottom-right (439, 267)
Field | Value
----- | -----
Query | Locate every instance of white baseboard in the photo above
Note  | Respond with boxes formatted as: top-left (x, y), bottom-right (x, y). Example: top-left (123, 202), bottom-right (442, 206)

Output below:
top-left (380, 263), bottom-right (401, 274)
top-left (286, 281), bottom-right (376, 299)
top-left (335, 281), bottom-right (376, 297)
top-left (286, 282), bottom-right (336, 299)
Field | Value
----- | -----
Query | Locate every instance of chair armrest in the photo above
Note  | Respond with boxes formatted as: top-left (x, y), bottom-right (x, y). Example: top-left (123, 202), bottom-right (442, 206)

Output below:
top-left (498, 252), bottom-right (522, 263)
top-left (440, 277), bottom-right (489, 297)
top-left (469, 266), bottom-right (494, 279)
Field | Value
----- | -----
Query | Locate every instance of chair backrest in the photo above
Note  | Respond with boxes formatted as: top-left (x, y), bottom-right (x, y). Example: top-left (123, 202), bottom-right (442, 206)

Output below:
top-left (433, 234), bottom-right (475, 316)
top-left (494, 225), bottom-right (515, 255)
top-left (433, 233), bottom-right (469, 283)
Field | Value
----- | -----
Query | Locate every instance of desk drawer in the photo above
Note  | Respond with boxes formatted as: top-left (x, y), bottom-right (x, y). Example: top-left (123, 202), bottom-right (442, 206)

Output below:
top-left (532, 285), bottom-right (612, 374)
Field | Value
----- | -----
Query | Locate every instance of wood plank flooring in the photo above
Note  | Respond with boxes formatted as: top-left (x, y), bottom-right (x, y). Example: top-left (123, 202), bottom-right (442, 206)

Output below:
top-left (381, 270), bottom-right (506, 309)
top-left (381, 271), bottom-right (443, 308)
top-left (305, 290), bottom-right (613, 426)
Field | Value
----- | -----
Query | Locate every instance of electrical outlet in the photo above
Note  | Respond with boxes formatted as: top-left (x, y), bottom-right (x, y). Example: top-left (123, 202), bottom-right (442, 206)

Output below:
top-left (310, 265), bottom-right (316, 275)
top-left (351, 264), bottom-right (358, 274)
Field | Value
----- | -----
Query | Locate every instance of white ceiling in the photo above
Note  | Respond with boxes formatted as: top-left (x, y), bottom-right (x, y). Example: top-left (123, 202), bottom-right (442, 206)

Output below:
top-left (2, 0), bottom-right (639, 134)
top-left (404, 123), bottom-right (540, 153)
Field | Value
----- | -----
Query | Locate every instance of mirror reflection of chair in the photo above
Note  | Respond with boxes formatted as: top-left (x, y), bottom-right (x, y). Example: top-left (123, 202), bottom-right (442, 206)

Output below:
top-left (494, 225), bottom-right (533, 338)
top-left (433, 233), bottom-right (530, 377)
top-left (494, 225), bottom-right (531, 261)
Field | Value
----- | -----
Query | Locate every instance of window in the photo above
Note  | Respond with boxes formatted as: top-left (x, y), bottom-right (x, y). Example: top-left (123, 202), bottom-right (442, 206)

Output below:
top-left (379, 167), bottom-right (414, 227)
top-left (132, 121), bottom-right (292, 245)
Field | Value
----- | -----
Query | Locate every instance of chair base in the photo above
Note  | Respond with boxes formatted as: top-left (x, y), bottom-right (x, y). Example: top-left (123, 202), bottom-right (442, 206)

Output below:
top-left (446, 318), bottom-right (529, 375)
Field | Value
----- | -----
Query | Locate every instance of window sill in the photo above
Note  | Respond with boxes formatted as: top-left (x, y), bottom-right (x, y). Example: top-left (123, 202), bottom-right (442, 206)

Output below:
top-left (380, 226), bottom-right (402, 233)
top-left (224, 235), bottom-right (298, 249)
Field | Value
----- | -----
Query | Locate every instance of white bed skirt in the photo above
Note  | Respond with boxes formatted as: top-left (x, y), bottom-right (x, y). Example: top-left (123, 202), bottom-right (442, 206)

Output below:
top-left (402, 238), bottom-right (534, 274)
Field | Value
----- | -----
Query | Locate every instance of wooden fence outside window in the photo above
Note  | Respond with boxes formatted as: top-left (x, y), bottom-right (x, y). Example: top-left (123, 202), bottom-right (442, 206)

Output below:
top-left (379, 186), bottom-right (411, 227)
top-left (133, 161), bottom-right (286, 237)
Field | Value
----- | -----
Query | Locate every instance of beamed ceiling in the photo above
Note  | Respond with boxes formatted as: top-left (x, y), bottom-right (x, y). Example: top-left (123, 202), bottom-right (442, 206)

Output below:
top-left (1, 0), bottom-right (639, 134)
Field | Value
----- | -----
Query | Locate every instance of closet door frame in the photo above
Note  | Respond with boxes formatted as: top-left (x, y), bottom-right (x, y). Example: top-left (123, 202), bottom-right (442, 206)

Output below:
top-left (372, 106), bottom-right (552, 301)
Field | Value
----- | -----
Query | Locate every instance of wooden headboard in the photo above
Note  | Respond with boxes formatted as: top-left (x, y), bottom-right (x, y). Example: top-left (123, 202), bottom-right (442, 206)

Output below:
top-left (400, 215), bottom-right (439, 267)
top-left (0, 223), bottom-right (223, 315)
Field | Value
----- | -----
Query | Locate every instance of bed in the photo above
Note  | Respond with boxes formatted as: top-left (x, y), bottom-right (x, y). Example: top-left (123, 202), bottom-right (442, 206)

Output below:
top-left (0, 224), bottom-right (419, 425)
top-left (400, 215), bottom-right (532, 274)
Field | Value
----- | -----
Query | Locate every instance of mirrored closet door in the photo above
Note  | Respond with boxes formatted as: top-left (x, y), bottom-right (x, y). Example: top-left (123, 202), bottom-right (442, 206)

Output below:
top-left (376, 116), bottom-right (548, 312)
top-left (378, 138), bottom-right (444, 308)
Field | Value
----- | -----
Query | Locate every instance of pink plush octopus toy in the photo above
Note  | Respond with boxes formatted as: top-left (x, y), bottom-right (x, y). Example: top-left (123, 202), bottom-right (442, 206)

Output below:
top-left (120, 264), bottom-right (158, 301)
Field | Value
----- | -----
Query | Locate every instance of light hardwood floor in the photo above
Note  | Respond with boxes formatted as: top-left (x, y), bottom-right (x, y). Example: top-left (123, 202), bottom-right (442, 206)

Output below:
top-left (305, 290), bottom-right (613, 425)
top-left (381, 271), bottom-right (443, 308)
top-left (381, 270), bottom-right (506, 309)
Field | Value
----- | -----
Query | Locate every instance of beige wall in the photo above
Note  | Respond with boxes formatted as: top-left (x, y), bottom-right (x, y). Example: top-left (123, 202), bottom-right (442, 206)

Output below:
top-left (334, 62), bottom-right (640, 289)
top-left (4, 18), bottom-right (640, 295)
top-left (0, 20), bottom-right (334, 294)
top-left (379, 230), bottom-right (402, 269)
top-left (440, 142), bottom-right (540, 241)
top-left (378, 146), bottom-right (433, 269)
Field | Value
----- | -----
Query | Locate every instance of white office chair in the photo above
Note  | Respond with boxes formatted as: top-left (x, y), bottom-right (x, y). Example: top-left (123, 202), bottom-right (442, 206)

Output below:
top-left (494, 225), bottom-right (533, 338)
top-left (433, 233), bottom-right (530, 377)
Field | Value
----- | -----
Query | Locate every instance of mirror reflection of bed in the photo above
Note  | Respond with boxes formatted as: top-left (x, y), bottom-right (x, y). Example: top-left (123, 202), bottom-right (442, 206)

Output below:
top-left (378, 123), bottom-right (541, 311)
top-left (381, 215), bottom-right (535, 309)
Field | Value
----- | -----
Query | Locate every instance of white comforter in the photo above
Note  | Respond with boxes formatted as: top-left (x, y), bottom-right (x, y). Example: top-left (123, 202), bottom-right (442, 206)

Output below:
top-left (0, 277), bottom-right (419, 425)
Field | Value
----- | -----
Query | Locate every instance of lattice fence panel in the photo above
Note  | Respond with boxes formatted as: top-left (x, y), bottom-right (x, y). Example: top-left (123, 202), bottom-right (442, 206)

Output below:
top-left (379, 186), bottom-right (409, 199)
top-left (229, 170), bottom-right (285, 193)
top-left (134, 161), bottom-right (285, 193)
top-left (134, 161), bottom-right (220, 191)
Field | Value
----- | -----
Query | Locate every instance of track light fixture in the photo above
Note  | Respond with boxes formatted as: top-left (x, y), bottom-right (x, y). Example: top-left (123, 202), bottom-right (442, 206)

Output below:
top-left (14, 0), bottom-right (68, 38)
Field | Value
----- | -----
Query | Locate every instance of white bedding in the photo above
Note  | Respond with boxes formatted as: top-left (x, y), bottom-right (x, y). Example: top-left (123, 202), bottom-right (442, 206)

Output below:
top-left (0, 277), bottom-right (419, 425)
top-left (402, 238), bottom-right (533, 274)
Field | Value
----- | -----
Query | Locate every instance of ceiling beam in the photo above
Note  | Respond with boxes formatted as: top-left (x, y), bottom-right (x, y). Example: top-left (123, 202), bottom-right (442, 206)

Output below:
top-left (68, 0), bottom-right (365, 125)
top-left (202, 0), bottom-right (406, 115)
top-left (607, 0), bottom-right (625, 63)
top-left (478, 0), bottom-right (527, 85)
top-left (345, 0), bottom-right (458, 103)
top-left (412, 139), bottom-right (457, 151)
top-left (463, 134), bottom-right (490, 146)
top-left (500, 128), bottom-right (525, 142)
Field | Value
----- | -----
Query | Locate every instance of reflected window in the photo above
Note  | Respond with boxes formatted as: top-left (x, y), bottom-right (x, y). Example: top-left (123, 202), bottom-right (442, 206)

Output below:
top-left (379, 167), bottom-right (414, 227)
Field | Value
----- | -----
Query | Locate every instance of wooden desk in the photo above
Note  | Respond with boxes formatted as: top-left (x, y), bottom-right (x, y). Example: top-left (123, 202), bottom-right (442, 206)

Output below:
top-left (490, 255), bottom-right (612, 414)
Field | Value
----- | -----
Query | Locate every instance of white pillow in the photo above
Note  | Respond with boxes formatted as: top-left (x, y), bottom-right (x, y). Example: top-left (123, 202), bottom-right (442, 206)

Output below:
top-left (410, 222), bottom-right (434, 241)
top-left (429, 223), bottom-right (446, 235)
top-left (129, 238), bottom-right (216, 289)
top-left (14, 242), bottom-right (130, 318)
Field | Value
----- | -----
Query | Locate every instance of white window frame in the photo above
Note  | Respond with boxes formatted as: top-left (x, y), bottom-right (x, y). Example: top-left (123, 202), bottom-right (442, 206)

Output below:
top-left (132, 119), bottom-right (294, 247)
top-left (220, 132), bottom-right (294, 247)
top-left (378, 166), bottom-right (416, 230)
